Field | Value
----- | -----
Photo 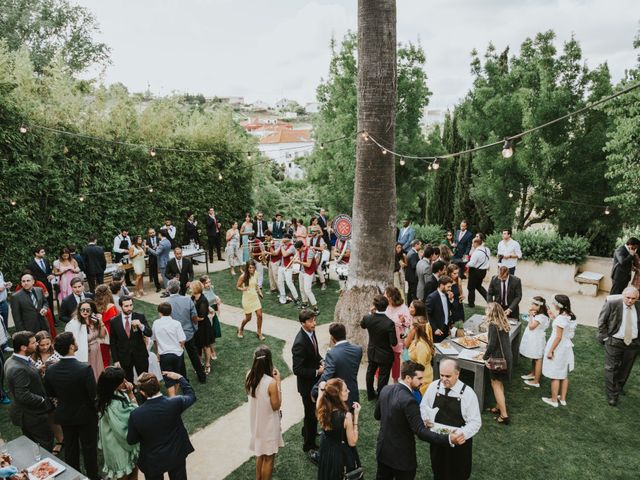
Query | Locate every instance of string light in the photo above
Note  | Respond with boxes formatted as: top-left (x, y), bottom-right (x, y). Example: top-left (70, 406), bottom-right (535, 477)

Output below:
top-left (382, 148), bottom-right (387, 155)
top-left (19, 124), bottom-right (28, 134)
top-left (361, 132), bottom-right (369, 141)
top-left (320, 143), bottom-right (325, 150)
top-left (604, 206), bottom-right (610, 215)
top-left (9, 200), bottom-right (16, 206)
top-left (148, 187), bottom-right (154, 193)
top-left (432, 158), bottom-right (440, 170)
top-left (501, 139), bottom-right (515, 159)
top-left (149, 148), bottom-right (156, 157)
top-left (428, 164), bottom-right (433, 171)
top-left (218, 172), bottom-right (223, 181)
top-left (79, 195), bottom-right (85, 202)
top-left (399, 158), bottom-right (406, 166)
top-left (508, 192), bottom-right (514, 198)
top-left (247, 152), bottom-right (252, 159)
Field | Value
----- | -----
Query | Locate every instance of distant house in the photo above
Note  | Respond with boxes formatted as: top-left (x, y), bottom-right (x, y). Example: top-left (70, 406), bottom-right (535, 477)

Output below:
top-left (258, 128), bottom-right (313, 180)
top-left (220, 96), bottom-right (245, 105)
top-left (251, 100), bottom-right (270, 111)
top-left (304, 102), bottom-right (320, 114)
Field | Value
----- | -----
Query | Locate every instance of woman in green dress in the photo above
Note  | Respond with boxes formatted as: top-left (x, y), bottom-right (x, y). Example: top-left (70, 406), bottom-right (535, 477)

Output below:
top-left (97, 367), bottom-right (139, 480)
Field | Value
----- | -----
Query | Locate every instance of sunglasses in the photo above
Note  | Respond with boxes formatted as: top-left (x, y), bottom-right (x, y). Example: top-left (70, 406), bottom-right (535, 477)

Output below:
top-left (80, 307), bottom-right (92, 312)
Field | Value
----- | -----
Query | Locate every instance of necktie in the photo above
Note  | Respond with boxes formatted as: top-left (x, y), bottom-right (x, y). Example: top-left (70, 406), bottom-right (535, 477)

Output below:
top-left (501, 280), bottom-right (507, 306)
top-left (177, 260), bottom-right (182, 272)
top-left (444, 387), bottom-right (451, 396)
top-left (258, 222), bottom-right (263, 237)
top-left (124, 315), bottom-right (131, 337)
top-left (311, 333), bottom-right (318, 355)
top-left (624, 307), bottom-right (633, 346)
top-left (39, 259), bottom-right (46, 272)
top-left (29, 290), bottom-right (38, 309)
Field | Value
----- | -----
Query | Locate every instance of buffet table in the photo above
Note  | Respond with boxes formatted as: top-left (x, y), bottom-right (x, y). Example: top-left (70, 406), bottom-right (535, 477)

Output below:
top-left (4, 436), bottom-right (84, 480)
top-left (433, 314), bottom-right (522, 410)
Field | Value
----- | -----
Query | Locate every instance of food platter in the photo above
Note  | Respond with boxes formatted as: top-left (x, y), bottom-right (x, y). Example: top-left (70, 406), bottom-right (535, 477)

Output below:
top-left (430, 422), bottom-right (459, 435)
top-left (435, 341), bottom-right (459, 356)
top-left (457, 348), bottom-right (486, 364)
top-left (27, 459), bottom-right (65, 480)
top-left (474, 333), bottom-right (488, 343)
top-left (452, 336), bottom-right (483, 349)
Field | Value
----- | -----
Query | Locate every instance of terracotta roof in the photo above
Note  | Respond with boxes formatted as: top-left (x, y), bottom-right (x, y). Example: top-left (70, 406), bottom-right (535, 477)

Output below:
top-left (259, 129), bottom-right (312, 144)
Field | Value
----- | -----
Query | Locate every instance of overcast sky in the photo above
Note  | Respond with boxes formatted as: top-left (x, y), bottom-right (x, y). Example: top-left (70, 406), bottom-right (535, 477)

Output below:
top-left (77, 0), bottom-right (639, 109)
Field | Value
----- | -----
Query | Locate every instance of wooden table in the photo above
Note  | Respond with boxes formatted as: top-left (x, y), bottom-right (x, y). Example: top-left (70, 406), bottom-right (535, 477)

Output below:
top-left (5, 436), bottom-right (85, 479)
top-left (433, 314), bottom-right (522, 410)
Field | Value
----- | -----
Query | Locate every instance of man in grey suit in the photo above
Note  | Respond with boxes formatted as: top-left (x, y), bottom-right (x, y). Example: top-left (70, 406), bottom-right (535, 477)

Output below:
top-left (4, 331), bottom-right (53, 450)
top-left (597, 287), bottom-right (640, 406)
top-left (149, 229), bottom-right (172, 294)
top-left (10, 273), bottom-right (49, 333)
top-left (311, 323), bottom-right (362, 406)
top-left (416, 245), bottom-right (436, 302)
top-left (610, 238), bottom-right (639, 295)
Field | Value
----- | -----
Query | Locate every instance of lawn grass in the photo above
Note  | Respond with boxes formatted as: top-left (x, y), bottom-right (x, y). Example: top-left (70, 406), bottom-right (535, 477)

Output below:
top-left (0, 298), bottom-right (291, 441)
top-left (208, 270), bottom-right (340, 324)
top-left (226, 324), bottom-right (640, 480)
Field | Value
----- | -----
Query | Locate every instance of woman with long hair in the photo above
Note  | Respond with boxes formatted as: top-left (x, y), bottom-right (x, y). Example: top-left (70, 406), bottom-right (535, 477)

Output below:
top-left (96, 367), bottom-right (139, 480)
top-left (65, 300), bottom-right (107, 380)
top-left (240, 213), bottom-right (254, 263)
top-left (95, 284), bottom-right (117, 368)
top-left (442, 230), bottom-right (455, 250)
top-left (191, 280), bottom-right (214, 375)
top-left (393, 243), bottom-right (407, 302)
top-left (482, 302), bottom-right (512, 425)
top-left (439, 244), bottom-right (453, 263)
top-left (542, 295), bottom-right (578, 408)
top-left (53, 247), bottom-right (80, 301)
top-left (128, 235), bottom-right (146, 297)
top-left (384, 286), bottom-right (411, 383)
top-left (201, 276), bottom-right (222, 360)
top-left (520, 297), bottom-right (550, 388)
top-left (403, 301), bottom-right (435, 393)
top-left (316, 378), bottom-right (361, 480)
top-left (446, 263), bottom-right (465, 323)
top-left (237, 260), bottom-right (264, 340)
top-left (225, 221), bottom-right (242, 275)
top-left (245, 346), bottom-right (283, 480)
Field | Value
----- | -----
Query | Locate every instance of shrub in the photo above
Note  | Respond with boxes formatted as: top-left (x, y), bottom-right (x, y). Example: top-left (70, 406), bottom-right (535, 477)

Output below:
top-left (412, 224), bottom-right (446, 246)
top-left (485, 230), bottom-right (590, 265)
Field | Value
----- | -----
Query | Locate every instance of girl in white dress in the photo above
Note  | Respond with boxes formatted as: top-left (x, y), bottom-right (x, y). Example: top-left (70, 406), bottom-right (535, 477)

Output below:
top-left (520, 297), bottom-right (550, 388)
top-left (542, 295), bottom-right (577, 407)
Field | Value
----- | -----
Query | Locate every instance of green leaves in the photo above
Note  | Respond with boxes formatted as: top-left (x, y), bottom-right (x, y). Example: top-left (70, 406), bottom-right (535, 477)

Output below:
top-left (484, 230), bottom-right (590, 265)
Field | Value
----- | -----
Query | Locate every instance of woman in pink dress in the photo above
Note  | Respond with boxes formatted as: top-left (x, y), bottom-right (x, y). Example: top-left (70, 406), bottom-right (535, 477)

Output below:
top-left (53, 247), bottom-right (80, 301)
top-left (384, 285), bottom-right (411, 382)
top-left (95, 284), bottom-right (118, 368)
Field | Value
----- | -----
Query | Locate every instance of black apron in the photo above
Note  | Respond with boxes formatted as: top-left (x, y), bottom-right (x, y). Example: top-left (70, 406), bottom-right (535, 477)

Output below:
top-left (430, 380), bottom-right (473, 480)
top-left (114, 237), bottom-right (130, 262)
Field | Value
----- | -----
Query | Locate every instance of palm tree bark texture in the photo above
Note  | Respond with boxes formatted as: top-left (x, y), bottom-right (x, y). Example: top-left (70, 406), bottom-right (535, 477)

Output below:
top-left (334, 0), bottom-right (397, 348)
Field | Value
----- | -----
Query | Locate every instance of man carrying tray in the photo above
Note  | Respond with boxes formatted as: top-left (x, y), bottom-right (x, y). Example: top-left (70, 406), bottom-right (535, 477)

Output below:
top-left (420, 359), bottom-right (482, 480)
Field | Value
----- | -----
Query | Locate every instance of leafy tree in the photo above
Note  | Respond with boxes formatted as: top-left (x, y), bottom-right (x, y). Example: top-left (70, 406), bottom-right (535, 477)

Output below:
top-left (0, 0), bottom-right (110, 72)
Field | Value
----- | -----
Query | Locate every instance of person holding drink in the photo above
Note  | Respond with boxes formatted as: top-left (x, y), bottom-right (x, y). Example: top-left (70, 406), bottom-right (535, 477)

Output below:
top-left (64, 300), bottom-right (107, 380)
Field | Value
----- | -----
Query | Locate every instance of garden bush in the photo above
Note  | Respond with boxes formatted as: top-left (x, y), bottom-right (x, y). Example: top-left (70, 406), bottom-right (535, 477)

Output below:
top-left (484, 230), bottom-right (590, 265)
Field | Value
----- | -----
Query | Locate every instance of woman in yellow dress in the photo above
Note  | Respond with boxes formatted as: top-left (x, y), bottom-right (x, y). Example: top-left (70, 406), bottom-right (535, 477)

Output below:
top-left (403, 300), bottom-right (435, 395)
top-left (236, 260), bottom-right (264, 340)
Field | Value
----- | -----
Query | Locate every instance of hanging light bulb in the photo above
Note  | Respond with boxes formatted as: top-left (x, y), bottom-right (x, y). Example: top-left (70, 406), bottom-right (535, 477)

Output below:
top-left (19, 124), bottom-right (28, 134)
top-left (218, 172), bottom-right (223, 181)
top-left (399, 158), bottom-right (406, 166)
top-left (9, 199), bottom-right (16, 206)
top-left (604, 206), bottom-right (610, 215)
top-left (381, 148), bottom-right (387, 155)
top-left (148, 187), bottom-right (154, 193)
top-left (149, 147), bottom-right (157, 157)
top-left (508, 192), bottom-right (514, 198)
top-left (501, 139), bottom-right (515, 159)
top-left (247, 151), bottom-right (252, 159)
top-left (428, 164), bottom-right (433, 171)
top-left (79, 195), bottom-right (85, 202)
top-left (320, 142), bottom-right (325, 150)
top-left (432, 158), bottom-right (440, 170)
top-left (361, 132), bottom-right (369, 141)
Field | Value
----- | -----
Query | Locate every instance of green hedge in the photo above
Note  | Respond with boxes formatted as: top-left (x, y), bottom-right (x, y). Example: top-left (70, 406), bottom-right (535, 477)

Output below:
top-left (484, 230), bottom-right (590, 265)
top-left (413, 224), bottom-right (446, 246)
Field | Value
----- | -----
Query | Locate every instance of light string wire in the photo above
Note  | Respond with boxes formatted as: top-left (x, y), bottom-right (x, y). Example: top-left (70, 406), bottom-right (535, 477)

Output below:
top-left (505, 188), bottom-right (614, 213)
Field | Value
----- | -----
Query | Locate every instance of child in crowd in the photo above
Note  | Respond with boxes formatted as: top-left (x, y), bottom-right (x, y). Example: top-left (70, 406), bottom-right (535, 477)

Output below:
top-left (519, 297), bottom-right (550, 388)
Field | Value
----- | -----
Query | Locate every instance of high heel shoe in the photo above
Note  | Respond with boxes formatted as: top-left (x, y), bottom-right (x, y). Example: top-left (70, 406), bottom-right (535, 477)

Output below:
top-left (495, 415), bottom-right (510, 425)
top-left (257, 333), bottom-right (265, 341)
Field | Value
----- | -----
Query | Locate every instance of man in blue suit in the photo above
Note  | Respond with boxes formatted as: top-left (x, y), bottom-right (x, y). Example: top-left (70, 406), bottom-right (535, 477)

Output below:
top-left (397, 219), bottom-right (416, 253)
top-left (149, 229), bottom-right (172, 295)
top-left (312, 323), bottom-right (362, 406)
top-left (452, 220), bottom-right (473, 279)
top-left (127, 371), bottom-right (196, 480)
top-left (426, 276), bottom-right (454, 343)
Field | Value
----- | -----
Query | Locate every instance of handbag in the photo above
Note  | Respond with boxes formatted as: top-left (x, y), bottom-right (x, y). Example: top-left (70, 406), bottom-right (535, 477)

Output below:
top-left (341, 429), bottom-right (364, 479)
top-left (486, 327), bottom-right (508, 372)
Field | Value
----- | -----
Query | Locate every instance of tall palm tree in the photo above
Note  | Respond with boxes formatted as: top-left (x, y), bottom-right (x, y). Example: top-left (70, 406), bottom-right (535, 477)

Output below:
top-left (335, 0), bottom-right (397, 346)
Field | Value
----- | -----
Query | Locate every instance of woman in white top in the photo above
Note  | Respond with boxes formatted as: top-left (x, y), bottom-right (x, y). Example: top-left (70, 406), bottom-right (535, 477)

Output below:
top-left (246, 345), bottom-right (283, 480)
top-left (225, 221), bottom-right (242, 275)
top-left (128, 235), bottom-right (146, 297)
top-left (542, 295), bottom-right (578, 407)
top-left (520, 296), bottom-right (550, 388)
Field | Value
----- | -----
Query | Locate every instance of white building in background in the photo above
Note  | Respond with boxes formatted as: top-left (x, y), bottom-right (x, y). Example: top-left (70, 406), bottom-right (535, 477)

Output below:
top-left (305, 102), bottom-right (320, 114)
top-left (422, 107), bottom-right (448, 127)
top-left (258, 129), bottom-right (313, 180)
top-left (275, 98), bottom-right (294, 111)
top-left (251, 100), bottom-right (270, 111)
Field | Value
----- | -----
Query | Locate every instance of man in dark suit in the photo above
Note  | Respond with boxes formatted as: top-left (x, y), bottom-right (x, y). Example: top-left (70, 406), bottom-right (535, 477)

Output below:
top-left (597, 287), bottom-right (640, 406)
top-left (405, 239), bottom-right (422, 304)
top-left (4, 331), bottom-right (53, 450)
top-left (317, 208), bottom-right (331, 248)
top-left (128, 371), bottom-right (196, 480)
top-left (145, 228), bottom-right (162, 292)
top-left (292, 309), bottom-right (323, 460)
top-left (487, 266), bottom-right (523, 318)
top-left (610, 238), bottom-right (640, 294)
top-left (110, 296), bottom-right (152, 382)
top-left (271, 213), bottom-right (286, 240)
top-left (361, 295), bottom-right (397, 400)
top-left (423, 260), bottom-right (447, 302)
top-left (10, 273), bottom-right (49, 333)
top-left (253, 211), bottom-right (269, 242)
top-left (150, 229), bottom-right (172, 295)
top-left (81, 235), bottom-right (106, 293)
top-left (44, 332), bottom-right (99, 480)
top-left (426, 276), bottom-right (454, 343)
top-left (165, 247), bottom-right (194, 296)
top-left (205, 207), bottom-right (222, 261)
top-left (311, 323), bottom-right (362, 406)
top-left (452, 220), bottom-right (473, 279)
top-left (59, 276), bottom-right (94, 323)
top-left (374, 361), bottom-right (459, 479)
top-left (26, 246), bottom-right (56, 319)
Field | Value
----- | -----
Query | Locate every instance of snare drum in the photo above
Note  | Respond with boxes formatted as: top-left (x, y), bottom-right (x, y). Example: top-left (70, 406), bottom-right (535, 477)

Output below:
top-left (336, 264), bottom-right (349, 279)
top-left (321, 250), bottom-right (330, 264)
top-left (291, 263), bottom-right (302, 273)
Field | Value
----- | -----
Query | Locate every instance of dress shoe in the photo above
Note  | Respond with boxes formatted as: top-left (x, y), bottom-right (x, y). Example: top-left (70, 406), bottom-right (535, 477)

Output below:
top-left (608, 398), bottom-right (618, 407)
top-left (306, 449), bottom-right (319, 465)
top-left (160, 292), bottom-right (170, 298)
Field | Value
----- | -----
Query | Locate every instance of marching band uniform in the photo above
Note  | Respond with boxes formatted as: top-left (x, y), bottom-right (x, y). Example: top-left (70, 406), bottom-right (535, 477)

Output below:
top-left (278, 241), bottom-right (299, 304)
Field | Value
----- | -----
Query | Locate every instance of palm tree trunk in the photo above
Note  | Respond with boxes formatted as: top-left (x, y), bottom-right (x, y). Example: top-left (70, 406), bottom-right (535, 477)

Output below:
top-left (334, 0), bottom-right (397, 348)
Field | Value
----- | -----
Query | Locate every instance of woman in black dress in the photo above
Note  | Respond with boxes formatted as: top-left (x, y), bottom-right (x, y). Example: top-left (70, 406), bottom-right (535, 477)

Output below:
top-left (446, 263), bottom-right (465, 323)
top-left (316, 378), bottom-right (361, 480)
top-left (191, 280), bottom-right (214, 375)
top-left (482, 302), bottom-right (513, 425)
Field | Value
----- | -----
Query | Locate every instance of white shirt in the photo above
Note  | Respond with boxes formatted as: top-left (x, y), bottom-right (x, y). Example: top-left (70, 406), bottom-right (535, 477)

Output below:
top-left (497, 239), bottom-right (522, 268)
top-left (152, 315), bottom-right (186, 356)
top-left (165, 225), bottom-right (176, 239)
top-left (467, 246), bottom-right (491, 270)
top-left (613, 304), bottom-right (638, 340)
top-left (438, 290), bottom-right (449, 324)
top-left (420, 379), bottom-right (482, 441)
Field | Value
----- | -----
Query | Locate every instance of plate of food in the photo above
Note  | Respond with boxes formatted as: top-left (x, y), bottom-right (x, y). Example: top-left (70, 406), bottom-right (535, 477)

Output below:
top-left (474, 333), bottom-right (488, 343)
top-left (430, 421), bottom-right (459, 435)
top-left (452, 336), bottom-right (482, 349)
top-left (27, 459), bottom-right (65, 480)
top-left (458, 349), bottom-right (486, 364)
top-left (435, 341), bottom-right (459, 356)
